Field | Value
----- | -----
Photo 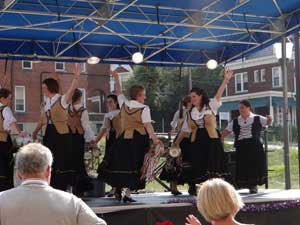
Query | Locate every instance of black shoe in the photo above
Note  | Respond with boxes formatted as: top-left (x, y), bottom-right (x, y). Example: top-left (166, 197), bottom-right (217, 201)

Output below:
top-left (171, 190), bottom-right (183, 196)
top-left (249, 186), bottom-right (258, 194)
top-left (123, 196), bottom-right (136, 203)
top-left (188, 185), bottom-right (197, 196)
top-left (114, 188), bottom-right (122, 201)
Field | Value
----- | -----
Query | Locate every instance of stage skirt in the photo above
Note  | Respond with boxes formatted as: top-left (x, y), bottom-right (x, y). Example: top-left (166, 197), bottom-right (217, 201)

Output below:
top-left (159, 137), bottom-right (190, 184)
top-left (182, 128), bottom-right (228, 185)
top-left (43, 124), bottom-right (75, 190)
top-left (97, 130), bottom-right (117, 180)
top-left (0, 135), bottom-right (14, 191)
top-left (105, 130), bottom-right (150, 190)
top-left (235, 138), bottom-right (267, 188)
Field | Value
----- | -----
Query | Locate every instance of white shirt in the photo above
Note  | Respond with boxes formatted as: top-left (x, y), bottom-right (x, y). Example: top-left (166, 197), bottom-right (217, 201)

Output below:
top-left (0, 179), bottom-right (106, 225)
top-left (182, 98), bottom-right (221, 132)
top-left (226, 112), bottom-right (269, 140)
top-left (43, 94), bottom-right (68, 112)
top-left (0, 105), bottom-right (16, 131)
top-left (71, 104), bottom-right (95, 142)
top-left (117, 94), bottom-right (152, 123)
top-left (101, 110), bottom-right (120, 130)
top-left (170, 108), bottom-right (189, 129)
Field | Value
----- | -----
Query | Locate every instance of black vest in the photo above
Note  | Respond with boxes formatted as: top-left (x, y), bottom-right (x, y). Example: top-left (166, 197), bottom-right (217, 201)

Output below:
top-left (232, 116), bottom-right (262, 146)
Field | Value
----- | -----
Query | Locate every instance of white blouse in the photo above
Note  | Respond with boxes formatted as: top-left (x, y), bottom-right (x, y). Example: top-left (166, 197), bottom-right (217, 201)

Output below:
top-left (226, 112), bottom-right (269, 140)
top-left (0, 105), bottom-right (16, 131)
top-left (101, 110), bottom-right (120, 130)
top-left (170, 108), bottom-right (189, 129)
top-left (43, 94), bottom-right (68, 112)
top-left (71, 104), bottom-right (95, 142)
top-left (117, 94), bottom-right (152, 123)
top-left (182, 97), bottom-right (221, 132)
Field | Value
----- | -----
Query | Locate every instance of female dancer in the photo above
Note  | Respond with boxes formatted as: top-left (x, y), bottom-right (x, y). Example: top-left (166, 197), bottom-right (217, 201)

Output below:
top-left (0, 88), bottom-right (25, 191)
top-left (159, 95), bottom-right (191, 195)
top-left (106, 70), bottom-right (160, 202)
top-left (174, 69), bottom-right (233, 195)
top-left (222, 100), bottom-right (272, 193)
top-left (68, 88), bottom-right (95, 196)
top-left (32, 63), bottom-right (80, 191)
top-left (95, 94), bottom-right (121, 197)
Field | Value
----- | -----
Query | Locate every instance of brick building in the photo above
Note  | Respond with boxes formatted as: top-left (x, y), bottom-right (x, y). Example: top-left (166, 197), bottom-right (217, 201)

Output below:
top-left (0, 60), bottom-right (111, 135)
top-left (219, 46), bottom-right (296, 127)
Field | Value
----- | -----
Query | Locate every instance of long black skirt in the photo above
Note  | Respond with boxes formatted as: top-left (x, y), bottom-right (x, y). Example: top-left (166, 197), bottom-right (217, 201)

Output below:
top-left (105, 130), bottom-right (150, 190)
top-left (235, 138), bottom-right (267, 188)
top-left (159, 137), bottom-right (190, 184)
top-left (97, 130), bottom-right (116, 180)
top-left (0, 135), bottom-right (14, 191)
top-left (183, 128), bottom-right (228, 184)
top-left (43, 124), bottom-right (75, 190)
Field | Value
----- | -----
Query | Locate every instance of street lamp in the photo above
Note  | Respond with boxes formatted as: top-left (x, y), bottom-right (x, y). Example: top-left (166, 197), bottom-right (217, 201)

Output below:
top-left (273, 39), bottom-right (294, 189)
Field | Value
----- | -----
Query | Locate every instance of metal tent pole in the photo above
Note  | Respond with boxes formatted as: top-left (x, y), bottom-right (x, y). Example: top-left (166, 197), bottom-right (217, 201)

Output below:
top-left (282, 36), bottom-right (291, 189)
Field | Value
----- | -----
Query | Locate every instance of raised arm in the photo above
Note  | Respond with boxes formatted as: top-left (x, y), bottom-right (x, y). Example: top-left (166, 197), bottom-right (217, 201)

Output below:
top-left (111, 70), bottom-right (122, 96)
top-left (214, 69), bottom-right (233, 102)
top-left (65, 63), bottom-right (80, 104)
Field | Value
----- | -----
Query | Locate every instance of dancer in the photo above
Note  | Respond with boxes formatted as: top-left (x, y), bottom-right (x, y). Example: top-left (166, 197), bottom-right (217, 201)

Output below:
top-left (0, 88), bottom-right (25, 191)
top-left (106, 70), bottom-right (160, 203)
top-left (160, 95), bottom-right (191, 195)
top-left (32, 63), bottom-right (80, 191)
top-left (222, 100), bottom-right (272, 193)
top-left (174, 69), bottom-right (233, 195)
top-left (95, 94), bottom-right (121, 197)
top-left (67, 88), bottom-right (95, 196)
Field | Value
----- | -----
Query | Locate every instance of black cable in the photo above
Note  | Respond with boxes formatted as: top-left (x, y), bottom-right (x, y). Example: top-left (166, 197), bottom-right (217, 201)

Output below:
top-left (56, 0), bottom-right (61, 21)
top-left (156, 4), bottom-right (160, 24)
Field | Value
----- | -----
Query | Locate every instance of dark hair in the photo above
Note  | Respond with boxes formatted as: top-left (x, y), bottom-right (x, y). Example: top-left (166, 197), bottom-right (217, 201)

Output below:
top-left (240, 100), bottom-right (252, 111)
top-left (129, 85), bottom-right (145, 100)
top-left (179, 95), bottom-right (191, 118)
top-left (72, 89), bottom-right (82, 104)
top-left (107, 94), bottom-right (120, 109)
top-left (190, 87), bottom-right (210, 109)
top-left (42, 78), bottom-right (59, 94)
top-left (0, 88), bottom-right (11, 99)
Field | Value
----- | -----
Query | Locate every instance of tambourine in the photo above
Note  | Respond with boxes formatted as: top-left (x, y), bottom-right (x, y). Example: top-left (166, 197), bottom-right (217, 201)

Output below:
top-left (169, 146), bottom-right (181, 158)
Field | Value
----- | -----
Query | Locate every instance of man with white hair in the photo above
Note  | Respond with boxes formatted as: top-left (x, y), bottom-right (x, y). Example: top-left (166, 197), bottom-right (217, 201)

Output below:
top-left (0, 143), bottom-right (106, 225)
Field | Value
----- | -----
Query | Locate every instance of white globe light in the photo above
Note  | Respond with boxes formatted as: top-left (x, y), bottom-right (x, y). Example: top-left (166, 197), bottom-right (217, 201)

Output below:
top-left (87, 56), bottom-right (100, 65)
top-left (206, 59), bottom-right (218, 70)
top-left (132, 52), bottom-right (144, 64)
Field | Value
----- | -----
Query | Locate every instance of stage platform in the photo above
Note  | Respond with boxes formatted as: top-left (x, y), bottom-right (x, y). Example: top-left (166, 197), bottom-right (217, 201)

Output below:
top-left (86, 189), bottom-right (300, 225)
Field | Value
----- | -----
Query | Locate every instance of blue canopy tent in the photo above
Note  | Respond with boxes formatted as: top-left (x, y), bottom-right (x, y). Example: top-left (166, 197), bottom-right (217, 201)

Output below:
top-left (0, 0), bottom-right (299, 66)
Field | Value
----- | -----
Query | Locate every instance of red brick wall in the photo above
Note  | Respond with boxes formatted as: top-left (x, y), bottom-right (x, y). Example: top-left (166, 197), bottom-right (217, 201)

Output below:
top-left (227, 61), bottom-right (295, 96)
top-left (0, 60), bottom-right (110, 123)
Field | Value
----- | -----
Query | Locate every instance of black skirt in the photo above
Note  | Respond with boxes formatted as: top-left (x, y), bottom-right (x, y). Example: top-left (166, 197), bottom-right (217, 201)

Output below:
top-left (97, 130), bottom-right (116, 180)
top-left (43, 124), bottom-right (75, 190)
top-left (105, 130), bottom-right (150, 190)
top-left (0, 135), bottom-right (14, 191)
top-left (235, 138), bottom-right (267, 188)
top-left (183, 128), bottom-right (228, 184)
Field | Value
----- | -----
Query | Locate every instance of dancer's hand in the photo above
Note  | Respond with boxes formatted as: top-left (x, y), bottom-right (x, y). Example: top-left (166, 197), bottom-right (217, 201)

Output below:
top-left (73, 63), bottom-right (80, 77)
top-left (185, 214), bottom-right (201, 225)
top-left (32, 131), bottom-right (38, 140)
top-left (267, 115), bottom-right (273, 125)
top-left (224, 69), bottom-right (233, 81)
top-left (153, 137), bottom-right (160, 145)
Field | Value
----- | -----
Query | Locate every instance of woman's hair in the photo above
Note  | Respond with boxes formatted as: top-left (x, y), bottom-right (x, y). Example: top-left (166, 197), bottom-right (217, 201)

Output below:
top-left (179, 95), bottom-right (191, 119)
top-left (0, 88), bottom-right (11, 99)
top-left (107, 94), bottom-right (120, 109)
top-left (197, 178), bottom-right (244, 222)
top-left (129, 85), bottom-right (145, 100)
top-left (240, 100), bottom-right (252, 110)
top-left (72, 89), bottom-right (82, 104)
top-left (190, 87), bottom-right (210, 108)
top-left (42, 78), bottom-right (59, 94)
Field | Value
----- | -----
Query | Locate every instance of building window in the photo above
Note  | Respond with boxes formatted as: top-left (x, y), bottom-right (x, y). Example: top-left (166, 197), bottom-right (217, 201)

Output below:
top-left (15, 86), bottom-right (25, 112)
top-left (80, 63), bottom-right (86, 73)
top-left (79, 88), bottom-right (86, 107)
top-left (22, 61), bottom-right (32, 70)
top-left (272, 67), bottom-right (282, 88)
top-left (254, 69), bottom-right (266, 83)
top-left (235, 72), bottom-right (248, 93)
top-left (55, 62), bottom-right (65, 72)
